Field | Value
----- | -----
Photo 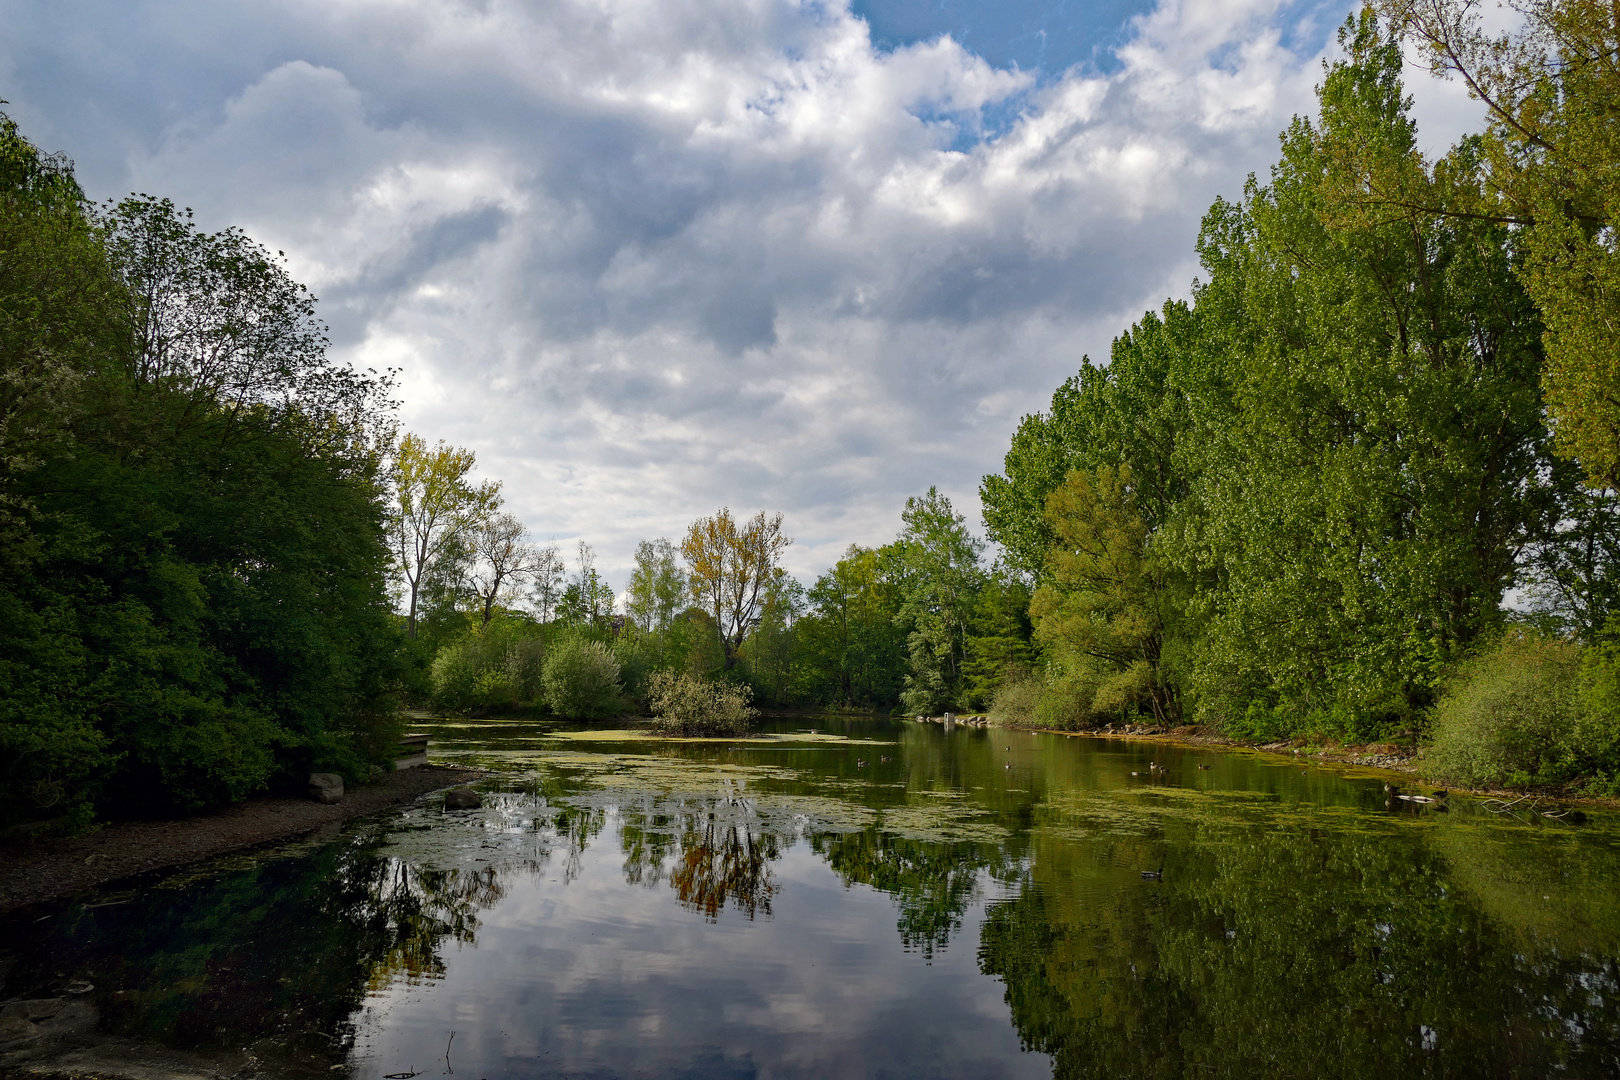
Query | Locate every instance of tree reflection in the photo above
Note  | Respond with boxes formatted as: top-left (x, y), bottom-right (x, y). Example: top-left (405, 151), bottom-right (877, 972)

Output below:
top-left (3, 832), bottom-right (515, 1074)
top-left (814, 830), bottom-right (1013, 958)
top-left (616, 796), bottom-right (782, 921)
top-left (671, 822), bottom-right (779, 921)
top-left (340, 858), bottom-right (507, 989)
top-left (977, 822), bottom-right (1620, 1079)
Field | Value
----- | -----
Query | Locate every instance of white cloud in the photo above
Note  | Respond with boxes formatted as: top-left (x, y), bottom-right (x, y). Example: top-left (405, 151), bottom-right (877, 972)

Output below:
top-left (1, 0), bottom-right (1489, 586)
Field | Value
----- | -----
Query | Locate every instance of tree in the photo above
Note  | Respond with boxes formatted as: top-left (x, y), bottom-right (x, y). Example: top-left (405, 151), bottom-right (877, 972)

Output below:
top-left (796, 545), bottom-right (908, 708)
top-left (891, 488), bottom-right (985, 714)
top-left (464, 510), bottom-right (547, 627)
top-left (1032, 466), bottom-right (1180, 723)
top-left (528, 541), bottom-right (566, 623)
top-left (557, 541), bottom-right (614, 626)
top-left (2, 110), bottom-right (406, 824)
top-left (682, 508), bottom-right (791, 669)
top-left (626, 538), bottom-right (688, 633)
top-left (387, 433), bottom-right (498, 638)
top-left (1173, 15), bottom-right (1548, 729)
top-left (1375, 0), bottom-right (1620, 486)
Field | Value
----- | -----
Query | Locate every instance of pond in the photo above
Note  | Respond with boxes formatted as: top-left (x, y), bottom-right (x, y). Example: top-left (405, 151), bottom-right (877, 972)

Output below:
top-left (4, 716), bottom-right (1619, 1079)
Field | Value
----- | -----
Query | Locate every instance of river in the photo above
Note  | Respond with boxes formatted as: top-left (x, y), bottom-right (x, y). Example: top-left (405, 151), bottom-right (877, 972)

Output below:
top-left (4, 716), bottom-right (1618, 1079)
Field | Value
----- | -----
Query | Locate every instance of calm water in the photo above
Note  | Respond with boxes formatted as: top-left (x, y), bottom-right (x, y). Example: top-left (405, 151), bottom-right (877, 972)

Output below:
top-left (5, 717), bottom-right (1620, 1079)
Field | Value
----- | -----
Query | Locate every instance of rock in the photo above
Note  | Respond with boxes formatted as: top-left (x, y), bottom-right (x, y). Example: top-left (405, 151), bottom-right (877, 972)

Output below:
top-left (3, 1000), bottom-right (61, 1022)
top-left (443, 787), bottom-right (482, 810)
top-left (0, 1014), bottom-right (38, 1045)
top-left (307, 773), bottom-right (344, 804)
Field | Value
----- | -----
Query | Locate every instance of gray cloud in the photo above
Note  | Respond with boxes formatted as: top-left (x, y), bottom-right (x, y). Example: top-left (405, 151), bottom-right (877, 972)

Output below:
top-left (0, 0), bottom-right (1484, 588)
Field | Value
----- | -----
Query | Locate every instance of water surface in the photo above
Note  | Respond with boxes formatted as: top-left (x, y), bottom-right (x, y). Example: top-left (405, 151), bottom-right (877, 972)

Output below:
top-left (6, 717), bottom-right (1619, 1079)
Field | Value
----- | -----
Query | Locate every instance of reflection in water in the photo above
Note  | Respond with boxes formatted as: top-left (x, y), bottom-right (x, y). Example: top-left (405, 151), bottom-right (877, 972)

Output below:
top-left (979, 807), bottom-right (1620, 1079)
top-left (816, 831), bottom-right (1013, 957)
top-left (618, 793), bottom-right (783, 920)
top-left (672, 822), bottom-right (779, 920)
top-left (4, 721), bottom-right (1619, 1080)
top-left (0, 832), bottom-right (513, 1077)
top-left (358, 859), bottom-right (505, 989)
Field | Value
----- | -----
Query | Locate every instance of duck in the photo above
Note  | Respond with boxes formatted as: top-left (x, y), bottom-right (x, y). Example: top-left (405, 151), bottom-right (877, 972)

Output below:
top-left (856, 759), bottom-right (868, 768)
top-left (1196, 764), bottom-right (1212, 771)
top-left (1141, 859), bottom-right (1165, 881)
top-left (880, 755), bottom-right (892, 764)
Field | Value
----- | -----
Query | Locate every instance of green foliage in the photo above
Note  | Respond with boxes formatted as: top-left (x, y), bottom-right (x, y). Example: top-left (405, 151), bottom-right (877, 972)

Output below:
top-left (0, 112), bottom-right (404, 825)
top-left (975, 16), bottom-right (1604, 752)
top-left (430, 615), bottom-right (547, 716)
top-left (1424, 627), bottom-right (1620, 792)
top-left (793, 544), bottom-right (909, 709)
top-left (892, 488), bottom-right (986, 715)
top-left (959, 569), bottom-right (1034, 711)
top-left (645, 669), bottom-right (757, 736)
top-left (987, 668), bottom-right (1041, 727)
top-left (542, 635), bottom-right (623, 720)
top-left (1031, 465), bottom-right (1180, 725)
top-left (1378, 0), bottom-right (1620, 487)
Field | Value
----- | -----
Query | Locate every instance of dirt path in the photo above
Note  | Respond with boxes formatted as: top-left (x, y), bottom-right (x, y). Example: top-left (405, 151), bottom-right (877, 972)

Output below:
top-left (0, 765), bottom-right (482, 915)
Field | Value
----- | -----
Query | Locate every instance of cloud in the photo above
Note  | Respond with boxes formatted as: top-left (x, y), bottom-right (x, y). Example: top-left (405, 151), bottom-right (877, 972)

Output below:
top-left (0, 0), bottom-right (1485, 587)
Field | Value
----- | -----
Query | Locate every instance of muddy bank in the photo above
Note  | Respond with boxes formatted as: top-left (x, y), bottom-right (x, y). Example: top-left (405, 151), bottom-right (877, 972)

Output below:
top-left (0, 765), bottom-right (482, 915)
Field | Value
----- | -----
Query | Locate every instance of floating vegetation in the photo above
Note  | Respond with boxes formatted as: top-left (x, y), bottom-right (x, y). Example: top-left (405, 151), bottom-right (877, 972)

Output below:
top-left (538, 728), bottom-right (896, 746)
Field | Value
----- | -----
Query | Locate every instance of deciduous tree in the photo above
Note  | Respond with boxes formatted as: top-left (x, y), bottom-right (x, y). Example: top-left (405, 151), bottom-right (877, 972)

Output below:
top-left (682, 508), bottom-right (791, 669)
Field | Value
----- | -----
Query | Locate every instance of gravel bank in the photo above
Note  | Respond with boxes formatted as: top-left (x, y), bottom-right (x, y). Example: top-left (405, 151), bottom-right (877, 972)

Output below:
top-left (0, 765), bottom-right (482, 914)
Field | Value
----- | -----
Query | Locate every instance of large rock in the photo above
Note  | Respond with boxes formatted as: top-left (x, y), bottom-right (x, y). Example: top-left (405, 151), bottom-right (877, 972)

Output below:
top-left (307, 773), bottom-right (344, 804)
top-left (443, 787), bottom-right (482, 810)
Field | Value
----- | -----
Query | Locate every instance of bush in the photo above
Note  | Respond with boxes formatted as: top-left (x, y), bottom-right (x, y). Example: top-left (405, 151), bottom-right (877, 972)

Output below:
top-left (431, 618), bottom-right (546, 715)
top-left (542, 637), bottom-right (623, 720)
top-left (1422, 629), bottom-right (1583, 789)
top-left (988, 670), bottom-right (1041, 726)
top-left (645, 670), bottom-right (756, 736)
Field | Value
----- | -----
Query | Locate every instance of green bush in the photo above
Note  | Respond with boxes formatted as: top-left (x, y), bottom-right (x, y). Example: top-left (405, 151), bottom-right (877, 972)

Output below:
top-left (1422, 630), bottom-right (1584, 789)
top-left (430, 618), bottom-right (546, 715)
top-left (645, 670), bottom-right (756, 736)
top-left (988, 670), bottom-right (1041, 726)
top-left (542, 636), bottom-right (623, 720)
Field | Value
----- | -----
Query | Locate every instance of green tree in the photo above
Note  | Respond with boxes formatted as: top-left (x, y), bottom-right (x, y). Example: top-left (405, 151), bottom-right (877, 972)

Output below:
top-left (388, 433), bottom-right (498, 638)
top-left (1, 113), bottom-right (404, 824)
top-left (1377, 0), bottom-right (1620, 486)
top-left (1031, 465), bottom-right (1180, 724)
top-left (795, 545), bottom-right (909, 708)
top-left (625, 537), bottom-right (687, 633)
top-left (891, 488), bottom-right (986, 714)
top-left (1175, 16), bottom-right (1548, 731)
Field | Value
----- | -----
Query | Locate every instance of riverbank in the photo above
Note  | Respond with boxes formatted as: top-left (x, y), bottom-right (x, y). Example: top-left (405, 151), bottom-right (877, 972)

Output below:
top-left (0, 765), bottom-right (482, 915)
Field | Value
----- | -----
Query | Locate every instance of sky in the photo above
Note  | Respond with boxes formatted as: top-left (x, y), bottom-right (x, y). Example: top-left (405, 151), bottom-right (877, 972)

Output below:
top-left (0, 0), bottom-right (1490, 587)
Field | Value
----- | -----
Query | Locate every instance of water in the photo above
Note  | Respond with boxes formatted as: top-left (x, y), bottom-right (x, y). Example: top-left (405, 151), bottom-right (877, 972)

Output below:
top-left (5, 717), bottom-right (1619, 1079)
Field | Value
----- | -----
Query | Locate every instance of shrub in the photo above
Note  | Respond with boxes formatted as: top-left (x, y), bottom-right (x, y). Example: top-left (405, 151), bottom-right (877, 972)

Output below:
top-left (645, 670), bottom-right (756, 736)
top-left (1422, 629), bottom-right (1583, 789)
top-left (430, 619), bottom-right (546, 715)
top-left (988, 670), bottom-right (1041, 726)
top-left (542, 637), bottom-right (623, 720)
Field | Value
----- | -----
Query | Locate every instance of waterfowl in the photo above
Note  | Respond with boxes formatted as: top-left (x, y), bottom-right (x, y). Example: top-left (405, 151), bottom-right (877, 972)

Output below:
top-left (1196, 764), bottom-right (1212, 770)
top-left (856, 759), bottom-right (867, 768)
top-left (1141, 859), bottom-right (1165, 881)
top-left (880, 755), bottom-right (892, 764)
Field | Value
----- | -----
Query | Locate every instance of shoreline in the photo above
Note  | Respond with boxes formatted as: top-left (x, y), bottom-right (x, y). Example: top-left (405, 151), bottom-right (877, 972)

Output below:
top-left (0, 764), bottom-right (483, 915)
top-left (1005, 721), bottom-right (1620, 807)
